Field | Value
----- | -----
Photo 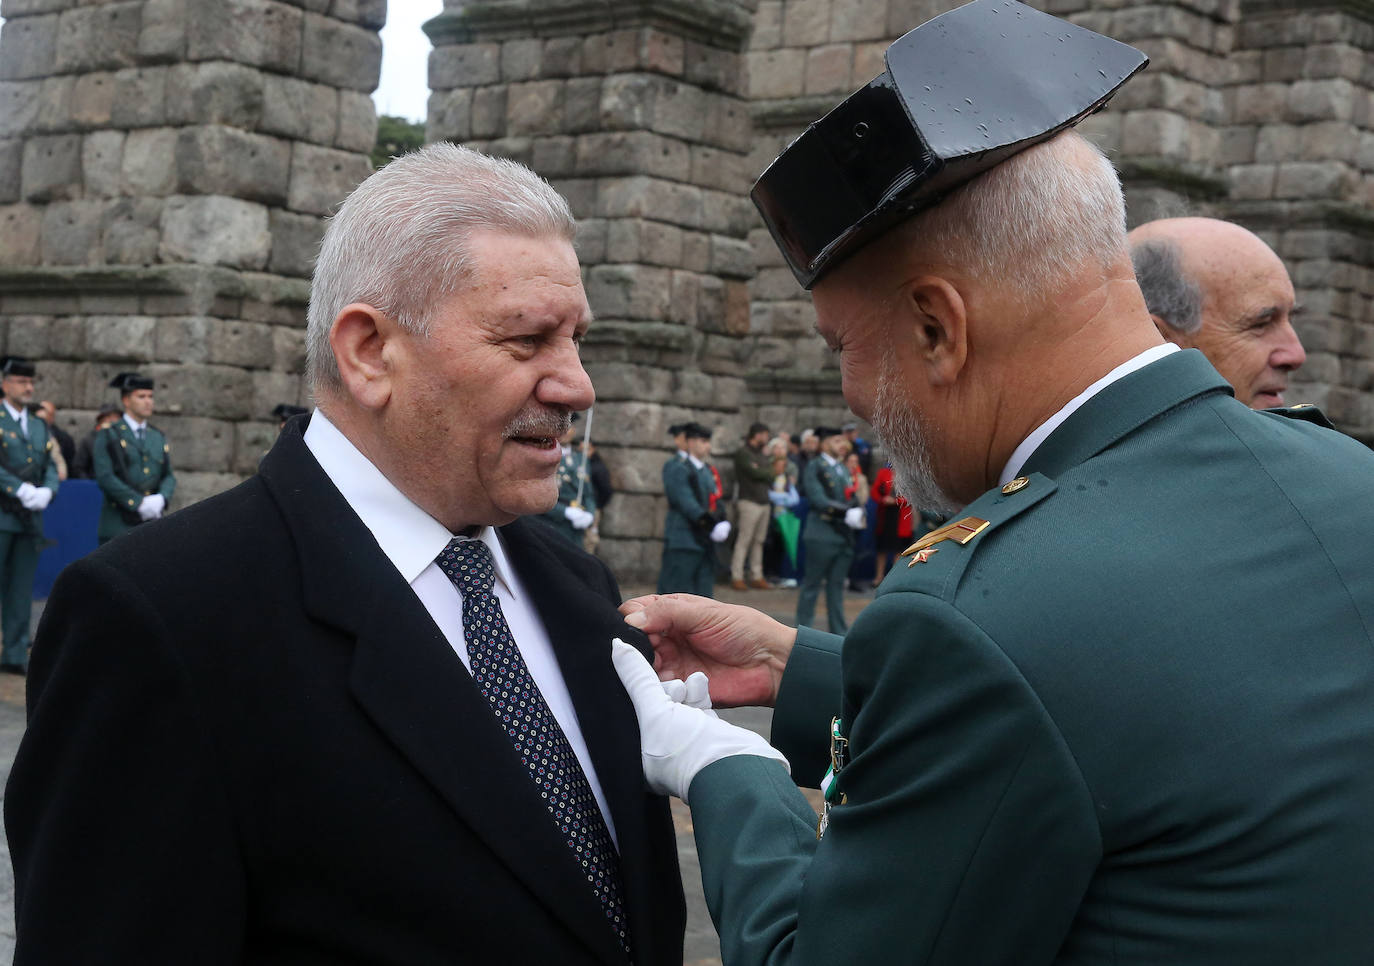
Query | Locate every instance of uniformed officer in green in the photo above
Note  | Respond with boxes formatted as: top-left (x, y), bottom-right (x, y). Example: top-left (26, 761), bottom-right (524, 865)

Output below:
top-left (795, 426), bottom-right (863, 633)
top-left (612, 5), bottom-right (1374, 964)
top-left (0, 357), bottom-right (59, 674)
top-left (92, 372), bottom-right (176, 544)
top-left (658, 423), bottom-right (729, 597)
top-left (541, 419), bottom-right (596, 546)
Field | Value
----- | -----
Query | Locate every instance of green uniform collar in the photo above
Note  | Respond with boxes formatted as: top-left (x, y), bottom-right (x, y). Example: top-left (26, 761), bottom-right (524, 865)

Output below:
top-left (1020, 349), bottom-right (1231, 482)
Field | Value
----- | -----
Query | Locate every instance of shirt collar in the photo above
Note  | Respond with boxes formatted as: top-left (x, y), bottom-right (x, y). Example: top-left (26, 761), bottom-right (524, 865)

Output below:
top-left (676, 449), bottom-right (688, 460)
top-left (303, 409), bottom-right (517, 594)
top-left (999, 343), bottom-right (1179, 486)
top-left (123, 413), bottom-right (146, 432)
top-left (3, 400), bottom-right (24, 424)
top-left (687, 454), bottom-right (704, 469)
top-left (821, 452), bottom-right (839, 466)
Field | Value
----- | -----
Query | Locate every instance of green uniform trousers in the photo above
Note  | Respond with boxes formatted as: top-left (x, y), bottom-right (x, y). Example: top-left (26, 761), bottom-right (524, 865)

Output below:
top-left (657, 547), bottom-right (714, 597)
top-left (796, 530), bottom-right (852, 633)
top-left (0, 530), bottom-right (39, 666)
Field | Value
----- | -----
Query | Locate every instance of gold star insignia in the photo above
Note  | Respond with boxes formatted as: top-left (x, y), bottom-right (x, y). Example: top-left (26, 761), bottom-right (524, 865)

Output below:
top-left (908, 546), bottom-right (940, 566)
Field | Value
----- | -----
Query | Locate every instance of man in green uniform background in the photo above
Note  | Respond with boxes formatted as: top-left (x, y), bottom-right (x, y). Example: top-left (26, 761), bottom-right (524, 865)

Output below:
top-left (795, 426), bottom-right (863, 633)
top-left (610, 3), bottom-right (1374, 964)
top-left (92, 372), bottom-right (176, 544)
top-left (0, 357), bottom-right (59, 674)
top-left (657, 423), bottom-right (729, 597)
top-left (542, 417), bottom-right (596, 546)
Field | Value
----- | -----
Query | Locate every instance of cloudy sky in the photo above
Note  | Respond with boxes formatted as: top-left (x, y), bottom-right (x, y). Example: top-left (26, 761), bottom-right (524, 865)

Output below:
top-left (0, 2), bottom-right (444, 124)
top-left (374, 0), bottom-right (444, 122)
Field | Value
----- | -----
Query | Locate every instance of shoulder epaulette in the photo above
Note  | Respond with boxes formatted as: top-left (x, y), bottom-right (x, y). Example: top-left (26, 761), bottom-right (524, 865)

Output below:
top-left (1262, 403), bottom-right (1335, 430)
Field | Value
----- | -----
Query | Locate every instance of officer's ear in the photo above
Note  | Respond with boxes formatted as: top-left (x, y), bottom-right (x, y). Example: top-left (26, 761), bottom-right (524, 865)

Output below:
top-left (330, 303), bottom-right (399, 411)
top-left (904, 277), bottom-right (968, 387)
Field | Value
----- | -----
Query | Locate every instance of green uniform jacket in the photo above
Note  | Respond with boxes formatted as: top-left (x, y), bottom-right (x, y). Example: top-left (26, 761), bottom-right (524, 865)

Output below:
top-left (541, 448), bottom-right (596, 545)
top-left (690, 350), bottom-right (1374, 966)
top-left (662, 455), bottom-right (710, 551)
top-left (0, 409), bottom-right (60, 535)
top-left (800, 455), bottom-right (853, 548)
top-left (92, 419), bottom-right (176, 541)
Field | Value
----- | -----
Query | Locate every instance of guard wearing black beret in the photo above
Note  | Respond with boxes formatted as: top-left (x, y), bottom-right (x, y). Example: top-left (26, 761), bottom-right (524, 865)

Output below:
top-left (0, 357), bottom-right (59, 674)
top-left (91, 372), bottom-right (176, 543)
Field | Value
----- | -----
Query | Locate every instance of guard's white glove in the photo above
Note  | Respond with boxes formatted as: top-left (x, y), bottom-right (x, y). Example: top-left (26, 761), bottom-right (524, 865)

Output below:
top-left (709, 520), bottom-right (731, 543)
top-left (27, 487), bottom-right (52, 511)
top-left (611, 638), bottom-right (788, 803)
top-left (14, 482), bottom-right (37, 508)
top-left (564, 505), bottom-right (594, 530)
top-left (844, 506), bottom-right (866, 530)
top-left (661, 671), bottom-right (716, 714)
top-left (138, 493), bottom-right (166, 521)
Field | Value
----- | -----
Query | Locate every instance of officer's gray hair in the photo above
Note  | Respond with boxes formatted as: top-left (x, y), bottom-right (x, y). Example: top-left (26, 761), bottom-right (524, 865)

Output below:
top-left (1129, 238), bottom-right (1204, 334)
top-left (306, 142), bottom-right (576, 393)
top-left (898, 131), bottom-right (1127, 300)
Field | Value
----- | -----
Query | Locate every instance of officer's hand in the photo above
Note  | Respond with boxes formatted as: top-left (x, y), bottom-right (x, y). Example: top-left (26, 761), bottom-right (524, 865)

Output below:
top-left (844, 506), bottom-right (866, 529)
top-left (611, 639), bottom-right (787, 802)
top-left (14, 482), bottom-right (38, 509)
top-left (619, 594), bottom-right (795, 708)
top-left (28, 487), bottom-right (52, 511)
top-left (564, 505), bottom-right (594, 530)
top-left (138, 494), bottom-right (166, 521)
top-left (709, 520), bottom-right (731, 543)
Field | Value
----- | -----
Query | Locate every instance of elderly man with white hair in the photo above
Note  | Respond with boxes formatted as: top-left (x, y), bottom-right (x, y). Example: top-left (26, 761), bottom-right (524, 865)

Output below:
top-left (609, 3), bottom-right (1374, 965)
top-left (8, 144), bottom-right (686, 965)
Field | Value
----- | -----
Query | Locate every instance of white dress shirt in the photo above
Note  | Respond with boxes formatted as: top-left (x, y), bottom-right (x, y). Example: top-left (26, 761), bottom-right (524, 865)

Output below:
top-left (123, 413), bottom-right (147, 437)
top-left (303, 409), bottom-right (618, 845)
top-left (3, 400), bottom-right (27, 437)
top-left (999, 344), bottom-right (1179, 486)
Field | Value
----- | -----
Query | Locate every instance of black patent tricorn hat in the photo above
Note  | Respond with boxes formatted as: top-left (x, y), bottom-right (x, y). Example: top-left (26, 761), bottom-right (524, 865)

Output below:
top-left (751, 0), bottom-right (1148, 289)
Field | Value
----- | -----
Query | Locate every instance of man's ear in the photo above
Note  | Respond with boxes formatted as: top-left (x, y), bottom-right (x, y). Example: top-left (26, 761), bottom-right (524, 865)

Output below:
top-left (329, 302), bottom-right (400, 410)
top-left (906, 277), bottom-right (968, 386)
top-left (1149, 313), bottom-right (1185, 346)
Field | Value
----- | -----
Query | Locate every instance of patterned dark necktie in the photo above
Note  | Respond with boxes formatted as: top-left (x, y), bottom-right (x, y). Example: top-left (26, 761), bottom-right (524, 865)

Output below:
top-left (436, 538), bottom-right (631, 959)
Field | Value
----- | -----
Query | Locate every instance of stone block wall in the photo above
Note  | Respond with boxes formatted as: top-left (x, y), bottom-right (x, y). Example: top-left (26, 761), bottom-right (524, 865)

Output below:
top-left (0, 0), bottom-right (381, 506)
top-left (425, 0), bottom-right (765, 578)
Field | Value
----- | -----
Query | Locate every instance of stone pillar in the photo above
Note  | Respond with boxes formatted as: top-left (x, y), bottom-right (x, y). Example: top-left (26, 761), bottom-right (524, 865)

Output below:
top-left (0, 0), bottom-right (381, 505)
top-left (426, 0), bottom-right (761, 580)
top-left (1224, 1), bottom-right (1374, 442)
top-left (743, 0), bottom-right (915, 444)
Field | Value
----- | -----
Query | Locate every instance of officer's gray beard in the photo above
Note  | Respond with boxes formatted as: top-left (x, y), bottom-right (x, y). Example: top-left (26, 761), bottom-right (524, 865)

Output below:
top-left (871, 357), bottom-right (960, 516)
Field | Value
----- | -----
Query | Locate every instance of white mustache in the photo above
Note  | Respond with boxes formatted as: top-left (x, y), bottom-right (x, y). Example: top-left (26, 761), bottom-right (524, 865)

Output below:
top-left (503, 409), bottom-right (571, 439)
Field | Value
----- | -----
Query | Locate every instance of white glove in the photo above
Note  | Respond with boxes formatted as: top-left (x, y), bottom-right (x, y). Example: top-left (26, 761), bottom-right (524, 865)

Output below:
top-left (27, 487), bottom-right (52, 511)
top-left (14, 482), bottom-right (37, 508)
top-left (138, 493), bottom-right (166, 521)
top-left (564, 505), bottom-right (594, 530)
top-left (709, 520), bottom-right (731, 543)
top-left (844, 506), bottom-right (866, 530)
top-left (611, 638), bottom-right (788, 802)
top-left (661, 671), bottom-right (715, 714)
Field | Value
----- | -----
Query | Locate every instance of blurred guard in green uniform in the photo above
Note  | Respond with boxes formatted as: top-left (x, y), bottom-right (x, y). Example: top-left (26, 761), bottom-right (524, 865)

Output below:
top-left (658, 423), bottom-right (729, 597)
top-left (0, 357), bottom-right (59, 674)
top-left (542, 417), bottom-right (595, 546)
top-left (796, 426), bottom-right (864, 633)
top-left (93, 372), bottom-right (176, 544)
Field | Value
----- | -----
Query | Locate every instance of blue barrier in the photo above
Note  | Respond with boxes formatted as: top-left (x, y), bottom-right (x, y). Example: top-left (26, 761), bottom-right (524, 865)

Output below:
top-left (34, 479), bottom-right (102, 599)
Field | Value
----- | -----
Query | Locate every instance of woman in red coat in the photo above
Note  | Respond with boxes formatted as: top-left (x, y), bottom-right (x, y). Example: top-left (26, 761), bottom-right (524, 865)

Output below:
top-left (870, 464), bottom-right (913, 584)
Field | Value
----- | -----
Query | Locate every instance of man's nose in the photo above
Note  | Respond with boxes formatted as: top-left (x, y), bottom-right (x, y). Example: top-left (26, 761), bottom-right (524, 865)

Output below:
top-left (539, 343), bottom-right (596, 412)
top-left (1271, 322), bottom-right (1307, 373)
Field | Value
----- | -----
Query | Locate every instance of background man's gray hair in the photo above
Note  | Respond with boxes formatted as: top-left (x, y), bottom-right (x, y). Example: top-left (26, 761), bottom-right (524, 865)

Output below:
top-left (306, 142), bottom-right (576, 393)
top-left (1130, 238), bottom-right (1204, 335)
top-left (896, 131), bottom-right (1128, 300)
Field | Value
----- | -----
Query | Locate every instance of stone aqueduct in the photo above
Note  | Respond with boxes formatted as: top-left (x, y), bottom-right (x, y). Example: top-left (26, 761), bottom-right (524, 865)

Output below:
top-left (1, 0), bottom-right (1372, 578)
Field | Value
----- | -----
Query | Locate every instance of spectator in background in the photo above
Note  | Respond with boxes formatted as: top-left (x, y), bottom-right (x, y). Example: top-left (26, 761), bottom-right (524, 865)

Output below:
top-left (1129, 217), bottom-right (1305, 409)
top-left (70, 404), bottom-right (122, 480)
top-left (843, 421), bottom-right (872, 475)
top-left (794, 428), bottom-right (819, 478)
top-left (763, 435), bottom-right (801, 588)
top-left (870, 462), bottom-right (912, 585)
top-left (844, 449), bottom-right (875, 594)
top-left (35, 401), bottom-right (75, 480)
top-left (730, 422), bottom-right (775, 591)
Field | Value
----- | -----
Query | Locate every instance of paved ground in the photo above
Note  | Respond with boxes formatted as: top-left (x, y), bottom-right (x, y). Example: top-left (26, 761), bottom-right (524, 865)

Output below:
top-left (0, 584), bottom-right (871, 964)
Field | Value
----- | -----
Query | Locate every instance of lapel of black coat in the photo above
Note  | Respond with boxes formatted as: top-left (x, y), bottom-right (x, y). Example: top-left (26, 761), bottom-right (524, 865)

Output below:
top-left (1020, 349), bottom-right (1233, 480)
top-left (257, 420), bottom-right (629, 966)
top-left (497, 518), bottom-right (662, 959)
